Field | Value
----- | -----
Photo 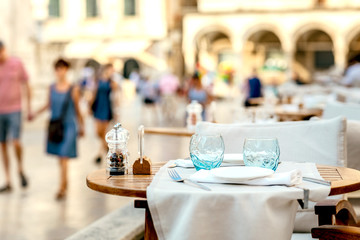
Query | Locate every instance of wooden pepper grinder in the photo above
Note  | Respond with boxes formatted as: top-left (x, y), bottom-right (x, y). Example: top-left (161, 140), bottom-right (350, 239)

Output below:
top-left (132, 125), bottom-right (152, 175)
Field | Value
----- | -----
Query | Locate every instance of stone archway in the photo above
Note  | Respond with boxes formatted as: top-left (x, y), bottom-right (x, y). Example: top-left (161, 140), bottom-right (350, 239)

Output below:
top-left (123, 58), bottom-right (140, 79)
top-left (194, 29), bottom-right (232, 72)
top-left (294, 29), bottom-right (334, 82)
top-left (348, 30), bottom-right (360, 65)
top-left (243, 30), bottom-right (285, 83)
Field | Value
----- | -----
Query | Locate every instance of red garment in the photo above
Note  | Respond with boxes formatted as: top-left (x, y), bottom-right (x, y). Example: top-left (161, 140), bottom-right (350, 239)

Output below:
top-left (0, 57), bottom-right (28, 114)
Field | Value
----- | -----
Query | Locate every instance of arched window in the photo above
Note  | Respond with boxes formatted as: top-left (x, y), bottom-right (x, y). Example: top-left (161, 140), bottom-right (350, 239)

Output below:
top-left (124, 0), bottom-right (136, 16)
top-left (86, 0), bottom-right (98, 18)
top-left (48, 0), bottom-right (60, 18)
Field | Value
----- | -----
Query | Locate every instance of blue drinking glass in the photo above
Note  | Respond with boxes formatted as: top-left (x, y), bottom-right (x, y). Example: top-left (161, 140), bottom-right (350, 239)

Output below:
top-left (190, 134), bottom-right (225, 171)
top-left (243, 138), bottom-right (280, 171)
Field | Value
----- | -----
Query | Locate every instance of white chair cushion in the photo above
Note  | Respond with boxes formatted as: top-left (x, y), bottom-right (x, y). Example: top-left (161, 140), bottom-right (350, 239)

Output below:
top-left (196, 116), bottom-right (347, 167)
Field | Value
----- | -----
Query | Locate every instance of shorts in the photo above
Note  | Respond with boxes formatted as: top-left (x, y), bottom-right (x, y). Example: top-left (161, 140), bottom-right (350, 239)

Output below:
top-left (0, 112), bottom-right (22, 142)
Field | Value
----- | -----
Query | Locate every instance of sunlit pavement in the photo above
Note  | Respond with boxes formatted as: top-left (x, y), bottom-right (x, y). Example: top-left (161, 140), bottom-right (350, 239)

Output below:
top-left (0, 91), bottom-right (191, 240)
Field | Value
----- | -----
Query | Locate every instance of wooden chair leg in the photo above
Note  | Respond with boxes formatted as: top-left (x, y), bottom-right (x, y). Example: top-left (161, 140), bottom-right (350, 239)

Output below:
top-left (145, 206), bottom-right (158, 240)
top-left (312, 199), bottom-right (360, 239)
top-left (314, 199), bottom-right (358, 226)
top-left (135, 199), bottom-right (158, 240)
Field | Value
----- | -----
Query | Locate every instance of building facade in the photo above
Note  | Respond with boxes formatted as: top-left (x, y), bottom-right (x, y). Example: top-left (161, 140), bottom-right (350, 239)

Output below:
top-left (0, 0), bottom-right (184, 86)
top-left (183, 0), bottom-right (360, 83)
top-left (2, 0), bottom-right (360, 86)
top-left (30, 0), bottom-right (182, 84)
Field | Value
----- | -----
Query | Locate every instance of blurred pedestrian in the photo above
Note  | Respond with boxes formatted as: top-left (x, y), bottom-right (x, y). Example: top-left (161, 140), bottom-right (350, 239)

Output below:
top-left (342, 54), bottom-right (360, 87)
top-left (140, 76), bottom-right (159, 105)
top-left (32, 59), bottom-right (84, 200)
top-left (0, 41), bottom-right (32, 192)
top-left (139, 76), bottom-right (160, 124)
top-left (159, 72), bottom-right (179, 121)
top-left (91, 63), bottom-right (118, 164)
top-left (78, 67), bottom-right (96, 116)
top-left (187, 73), bottom-right (210, 120)
top-left (129, 68), bottom-right (141, 92)
top-left (243, 68), bottom-right (263, 107)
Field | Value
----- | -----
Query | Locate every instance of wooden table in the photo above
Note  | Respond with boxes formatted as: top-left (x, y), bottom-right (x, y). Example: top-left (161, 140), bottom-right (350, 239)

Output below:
top-left (144, 127), bottom-right (194, 137)
top-left (247, 97), bottom-right (265, 106)
top-left (275, 108), bottom-right (323, 121)
top-left (87, 163), bottom-right (360, 239)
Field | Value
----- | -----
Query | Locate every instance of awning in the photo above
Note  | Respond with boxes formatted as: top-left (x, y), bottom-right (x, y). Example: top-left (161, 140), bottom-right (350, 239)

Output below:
top-left (63, 39), bottom-right (166, 70)
top-left (100, 40), bottom-right (151, 57)
top-left (64, 40), bottom-right (102, 59)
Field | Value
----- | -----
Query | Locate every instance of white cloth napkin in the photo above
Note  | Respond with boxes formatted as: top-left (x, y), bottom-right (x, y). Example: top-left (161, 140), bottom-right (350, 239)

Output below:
top-left (190, 168), bottom-right (302, 186)
top-left (147, 161), bottom-right (331, 240)
top-left (222, 153), bottom-right (243, 163)
top-left (174, 159), bottom-right (194, 168)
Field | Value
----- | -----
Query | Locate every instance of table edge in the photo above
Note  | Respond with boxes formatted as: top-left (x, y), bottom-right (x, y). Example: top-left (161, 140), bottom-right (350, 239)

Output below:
top-left (87, 164), bottom-right (360, 198)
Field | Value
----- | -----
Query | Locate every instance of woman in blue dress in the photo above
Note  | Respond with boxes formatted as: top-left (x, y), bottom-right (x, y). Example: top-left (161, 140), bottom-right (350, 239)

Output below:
top-left (91, 63), bottom-right (118, 164)
top-left (33, 59), bottom-right (84, 200)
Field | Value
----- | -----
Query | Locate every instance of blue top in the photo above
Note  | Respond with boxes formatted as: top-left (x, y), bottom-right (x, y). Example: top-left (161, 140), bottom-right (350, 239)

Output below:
top-left (93, 80), bottom-right (113, 121)
top-left (140, 81), bottom-right (159, 101)
top-left (47, 84), bottom-right (78, 158)
top-left (248, 77), bottom-right (262, 99)
top-left (49, 85), bottom-right (76, 124)
top-left (188, 88), bottom-right (207, 104)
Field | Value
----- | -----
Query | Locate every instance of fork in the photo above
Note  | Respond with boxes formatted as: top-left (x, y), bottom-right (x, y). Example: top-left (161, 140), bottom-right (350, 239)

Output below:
top-left (167, 169), bottom-right (211, 191)
top-left (303, 177), bottom-right (331, 186)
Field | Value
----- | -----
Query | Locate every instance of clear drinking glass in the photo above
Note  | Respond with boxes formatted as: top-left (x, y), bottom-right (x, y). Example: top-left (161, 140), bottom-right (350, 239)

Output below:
top-left (190, 134), bottom-right (225, 171)
top-left (243, 138), bottom-right (280, 171)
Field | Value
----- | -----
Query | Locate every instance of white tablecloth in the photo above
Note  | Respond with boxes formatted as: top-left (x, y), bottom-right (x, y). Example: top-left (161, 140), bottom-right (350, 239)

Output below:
top-left (147, 161), bottom-right (330, 240)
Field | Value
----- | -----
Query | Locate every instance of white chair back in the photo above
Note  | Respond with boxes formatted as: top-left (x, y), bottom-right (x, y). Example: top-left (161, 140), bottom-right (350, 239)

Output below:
top-left (196, 116), bottom-right (347, 167)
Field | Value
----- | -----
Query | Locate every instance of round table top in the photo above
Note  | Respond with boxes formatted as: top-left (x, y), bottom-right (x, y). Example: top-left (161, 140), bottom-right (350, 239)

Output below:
top-left (86, 163), bottom-right (360, 198)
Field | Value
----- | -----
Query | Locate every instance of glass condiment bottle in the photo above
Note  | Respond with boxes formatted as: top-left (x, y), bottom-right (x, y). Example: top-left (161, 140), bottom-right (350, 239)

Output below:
top-left (105, 123), bottom-right (130, 176)
top-left (186, 100), bottom-right (203, 131)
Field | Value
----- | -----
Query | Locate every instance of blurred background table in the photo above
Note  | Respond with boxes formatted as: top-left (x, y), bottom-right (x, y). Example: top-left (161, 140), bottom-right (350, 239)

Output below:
top-left (275, 107), bottom-right (323, 121)
top-left (144, 127), bottom-right (194, 137)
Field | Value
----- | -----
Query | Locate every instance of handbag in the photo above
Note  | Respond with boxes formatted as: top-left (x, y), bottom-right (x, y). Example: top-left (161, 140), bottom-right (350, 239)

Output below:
top-left (47, 86), bottom-right (73, 143)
